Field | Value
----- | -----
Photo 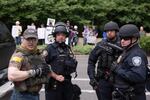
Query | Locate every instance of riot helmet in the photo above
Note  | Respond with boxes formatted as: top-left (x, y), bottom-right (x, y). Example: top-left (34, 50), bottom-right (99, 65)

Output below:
top-left (52, 22), bottom-right (69, 37)
top-left (104, 21), bottom-right (119, 32)
top-left (119, 24), bottom-right (140, 38)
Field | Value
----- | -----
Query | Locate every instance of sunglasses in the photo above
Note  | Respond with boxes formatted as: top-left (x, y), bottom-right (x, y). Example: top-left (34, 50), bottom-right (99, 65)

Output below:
top-left (120, 37), bottom-right (131, 40)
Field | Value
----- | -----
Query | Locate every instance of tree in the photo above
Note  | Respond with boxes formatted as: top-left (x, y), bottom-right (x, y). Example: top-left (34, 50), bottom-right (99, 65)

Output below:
top-left (0, 0), bottom-right (149, 31)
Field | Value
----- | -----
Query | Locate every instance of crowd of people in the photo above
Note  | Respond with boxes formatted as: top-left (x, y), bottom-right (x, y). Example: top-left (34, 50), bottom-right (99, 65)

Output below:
top-left (11, 20), bottom-right (148, 47)
top-left (11, 20), bottom-right (100, 46)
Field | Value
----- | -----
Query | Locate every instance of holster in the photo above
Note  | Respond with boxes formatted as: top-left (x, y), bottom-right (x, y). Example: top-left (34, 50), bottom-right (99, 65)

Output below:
top-left (46, 75), bottom-right (71, 90)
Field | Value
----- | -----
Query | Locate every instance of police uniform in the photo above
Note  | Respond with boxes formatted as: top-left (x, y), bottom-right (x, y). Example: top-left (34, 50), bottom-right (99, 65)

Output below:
top-left (88, 38), bottom-right (120, 100)
top-left (112, 24), bottom-right (148, 100)
top-left (45, 22), bottom-right (77, 100)
top-left (9, 29), bottom-right (50, 100)
top-left (88, 21), bottom-right (121, 100)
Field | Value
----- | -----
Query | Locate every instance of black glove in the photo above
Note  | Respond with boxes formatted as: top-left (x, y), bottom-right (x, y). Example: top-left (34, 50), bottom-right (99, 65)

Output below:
top-left (28, 63), bottom-right (51, 77)
top-left (111, 62), bottom-right (118, 73)
top-left (89, 79), bottom-right (98, 90)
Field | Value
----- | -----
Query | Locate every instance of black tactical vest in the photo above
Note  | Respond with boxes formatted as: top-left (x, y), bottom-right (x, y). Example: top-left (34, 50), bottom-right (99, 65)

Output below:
top-left (47, 43), bottom-right (77, 75)
top-left (96, 38), bottom-right (121, 78)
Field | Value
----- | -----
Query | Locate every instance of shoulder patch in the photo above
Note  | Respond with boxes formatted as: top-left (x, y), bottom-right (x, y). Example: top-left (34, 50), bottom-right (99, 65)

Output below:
top-left (10, 56), bottom-right (23, 63)
top-left (132, 56), bottom-right (142, 66)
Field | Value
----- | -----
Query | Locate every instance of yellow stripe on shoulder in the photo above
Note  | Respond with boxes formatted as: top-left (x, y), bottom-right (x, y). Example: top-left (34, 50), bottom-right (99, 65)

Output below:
top-left (11, 56), bottom-right (23, 63)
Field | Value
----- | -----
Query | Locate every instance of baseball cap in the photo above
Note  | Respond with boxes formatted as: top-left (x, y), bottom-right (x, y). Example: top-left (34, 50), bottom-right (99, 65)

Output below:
top-left (23, 29), bottom-right (38, 39)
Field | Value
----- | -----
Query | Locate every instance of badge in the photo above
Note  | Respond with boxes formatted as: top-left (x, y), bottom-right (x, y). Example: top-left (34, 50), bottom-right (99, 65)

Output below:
top-left (132, 56), bottom-right (142, 66)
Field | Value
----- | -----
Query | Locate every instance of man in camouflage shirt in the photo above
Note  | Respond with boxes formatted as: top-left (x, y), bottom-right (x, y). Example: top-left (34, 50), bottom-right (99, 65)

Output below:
top-left (8, 28), bottom-right (64, 100)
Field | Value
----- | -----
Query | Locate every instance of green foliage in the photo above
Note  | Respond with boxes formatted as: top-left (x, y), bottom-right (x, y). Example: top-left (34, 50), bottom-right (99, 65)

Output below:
top-left (37, 45), bottom-right (47, 50)
top-left (73, 44), bottom-right (94, 55)
top-left (140, 36), bottom-right (150, 53)
top-left (0, 0), bottom-right (149, 30)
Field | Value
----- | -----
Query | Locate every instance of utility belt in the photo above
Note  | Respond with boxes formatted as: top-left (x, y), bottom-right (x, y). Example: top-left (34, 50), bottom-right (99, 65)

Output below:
top-left (112, 87), bottom-right (135, 100)
top-left (46, 75), bottom-right (71, 90)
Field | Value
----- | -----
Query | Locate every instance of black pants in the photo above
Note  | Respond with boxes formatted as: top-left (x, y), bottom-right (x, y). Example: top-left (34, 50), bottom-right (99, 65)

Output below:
top-left (45, 80), bottom-right (74, 100)
top-left (96, 79), bottom-right (113, 100)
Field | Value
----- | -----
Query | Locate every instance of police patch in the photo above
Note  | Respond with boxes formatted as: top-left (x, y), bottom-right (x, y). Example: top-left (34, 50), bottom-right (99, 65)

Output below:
top-left (132, 56), bottom-right (142, 66)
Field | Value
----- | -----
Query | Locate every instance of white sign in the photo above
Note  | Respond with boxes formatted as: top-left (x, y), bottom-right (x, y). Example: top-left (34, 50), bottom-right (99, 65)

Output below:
top-left (37, 28), bottom-right (46, 39)
top-left (87, 36), bottom-right (97, 44)
top-left (11, 25), bottom-right (22, 38)
top-left (65, 38), bottom-right (69, 45)
top-left (47, 18), bottom-right (55, 26)
top-left (45, 27), bottom-right (55, 44)
top-left (27, 25), bottom-right (36, 30)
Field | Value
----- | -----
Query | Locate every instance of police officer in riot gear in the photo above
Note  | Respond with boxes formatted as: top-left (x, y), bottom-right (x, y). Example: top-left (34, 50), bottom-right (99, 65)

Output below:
top-left (111, 24), bottom-right (148, 100)
top-left (44, 22), bottom-right (78, 100)
top-left (8, 28), bottom-right (59, 100)
top-left (87, 21), bottom-right (121, 100)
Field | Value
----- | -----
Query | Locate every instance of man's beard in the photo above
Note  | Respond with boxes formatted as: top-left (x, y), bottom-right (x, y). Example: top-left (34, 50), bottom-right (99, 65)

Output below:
top-left (108, 36), bottom-right (116, 41)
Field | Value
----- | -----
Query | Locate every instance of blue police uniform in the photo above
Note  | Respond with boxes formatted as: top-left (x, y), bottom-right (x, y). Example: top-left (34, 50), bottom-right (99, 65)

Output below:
top-left (45, 42), bottom-right (74, 100)
top-left (113, 43), bottom-right (148, 100)
top-left (88, 37), bottom-right (121, 100)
